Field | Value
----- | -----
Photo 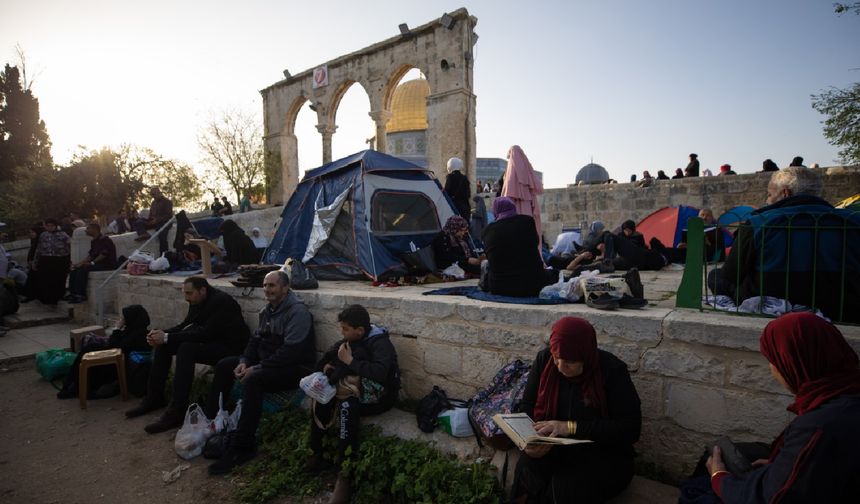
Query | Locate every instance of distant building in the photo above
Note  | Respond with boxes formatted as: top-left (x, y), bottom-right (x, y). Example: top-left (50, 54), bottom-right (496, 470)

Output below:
top-left (386, 78), bottom-right (542, 184)
top-left (574, 162), bottom-right (610, 185)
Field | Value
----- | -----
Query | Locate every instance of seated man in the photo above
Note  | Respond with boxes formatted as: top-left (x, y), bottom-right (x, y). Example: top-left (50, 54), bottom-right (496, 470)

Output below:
top-left (133, 187), bottom-right (173, 255)
top-left (709, 167), bottom-right (860, 322)
top-left (126, 276), bottom-right (250, 433)
top-left (66, 223), bottom-right (117, 303)
top-left (206, 270), bottom-right (314, 474)
top-left (305, 304), bottom-right (400, 504)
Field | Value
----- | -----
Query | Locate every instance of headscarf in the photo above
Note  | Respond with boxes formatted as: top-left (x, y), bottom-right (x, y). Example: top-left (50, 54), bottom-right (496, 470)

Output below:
top-left (621, 220), bottom-right (636, 233)
top-left (720, 164), bottom-right (732, 173)
top-left (442, 216), bottom-right (471, 257)
top-left (492, 197), bottom-right (518, 221)
top-left (760, 313), bottom-right (860, 464)
top-left (501, 145), bottom-right (543, 238)
top-left (110, 304), bottom-right (151, 353)
top-left (533, 317), bottom-right (607, 421)
top-left (446, 157), bottom-right (463, 174)
top-left (580, 221), bottom-right (605, 250)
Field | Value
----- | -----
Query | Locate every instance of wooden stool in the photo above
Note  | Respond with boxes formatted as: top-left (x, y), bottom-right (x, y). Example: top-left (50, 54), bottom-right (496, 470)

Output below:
top-left (79, 348), bottom-right (128, 410)
top-left (69, 325), bottom-right (105, 352)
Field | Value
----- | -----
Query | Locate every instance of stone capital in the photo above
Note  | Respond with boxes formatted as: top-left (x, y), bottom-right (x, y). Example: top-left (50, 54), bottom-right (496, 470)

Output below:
top-left (368, 109), bottom-right (393, 124)
top-left (315, 124), bottom-right (338, 136)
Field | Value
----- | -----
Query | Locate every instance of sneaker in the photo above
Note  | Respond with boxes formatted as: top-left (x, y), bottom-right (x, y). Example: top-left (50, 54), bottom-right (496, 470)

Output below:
top-left (328, 473), bottom-right (352, 504)
top-left (144, 409), bottom-right (185, 434)
top-left (125, 397), bottom-right (167, 418)
top-left (623, 267), bottom-right (644, 299)
top-left (619, 294), bottom-right (648, 309)
top-left (208, 446), bottom-right (257, 475)
top-left (586, 293), bottom-right (619, 310)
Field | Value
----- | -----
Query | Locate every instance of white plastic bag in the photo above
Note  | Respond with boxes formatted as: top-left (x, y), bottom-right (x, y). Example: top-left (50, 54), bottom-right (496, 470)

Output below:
top-left (148, 252), bottom-right (170, 272)
top-left (539, 271), bottom-right (567, 299)
top-left (300, 371), bottom-right (336, 404)
top-left (174, 404), bottom-right (213, 460)
top-left (227, 399), bottom-right (242, 431)
top-left (441, 263), bottom-right (466, 279)
top-left (437, 407), bottom-right (473, 437)
top-left (212, 393), bottom-right (242, 434)
top-left (128, 250), bottom-right (154, 264)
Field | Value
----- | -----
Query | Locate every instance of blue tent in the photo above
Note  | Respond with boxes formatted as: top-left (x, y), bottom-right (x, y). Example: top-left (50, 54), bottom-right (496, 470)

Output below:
top-left (263, 150), bottom-right (457, 280)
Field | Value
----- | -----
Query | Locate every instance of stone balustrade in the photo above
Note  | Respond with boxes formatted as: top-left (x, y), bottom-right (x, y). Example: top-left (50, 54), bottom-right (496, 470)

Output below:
top-left (105, 274), bottom-right (860, 480)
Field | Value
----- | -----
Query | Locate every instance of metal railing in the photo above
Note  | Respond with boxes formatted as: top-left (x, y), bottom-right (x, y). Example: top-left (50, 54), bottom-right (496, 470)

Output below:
top-left (95, 216), bottom-right (176, 326)
top-left (676, 208), bottom-right (860, 325)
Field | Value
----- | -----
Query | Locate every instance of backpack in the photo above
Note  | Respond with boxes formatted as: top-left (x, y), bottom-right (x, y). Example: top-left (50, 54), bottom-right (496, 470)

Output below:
top-left (416, 386), bottom-right (459, 433)
top-left (468, 359), bottom-right (531, 449)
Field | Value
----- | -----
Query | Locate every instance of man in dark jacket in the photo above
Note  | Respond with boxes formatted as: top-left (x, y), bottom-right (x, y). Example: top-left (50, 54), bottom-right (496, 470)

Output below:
top-left (66, 223), bottom-right (117, 303)
top-left (684, 153), bottom-right (700, 177)
top-left (206, 270), bottom-right (314, 474)
top-left (134, 186), bottom-right (174, 254)
top-left (709, 167), bottom-right (860, 322)
top-left (305, 304), bottom-right (400, 504)
top-left (126, 276), bottom-right (250, 433)
top-left (443, 156), bottom-right (471, 219)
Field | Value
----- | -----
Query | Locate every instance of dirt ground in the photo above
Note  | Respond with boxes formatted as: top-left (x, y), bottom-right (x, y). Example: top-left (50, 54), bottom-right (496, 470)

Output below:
top-left (0, 359), bottom-right (329, 504)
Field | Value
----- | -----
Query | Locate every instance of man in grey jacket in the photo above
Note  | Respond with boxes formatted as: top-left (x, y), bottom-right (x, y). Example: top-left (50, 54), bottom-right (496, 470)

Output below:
top-left (206, 270), bottom-right (315, 475)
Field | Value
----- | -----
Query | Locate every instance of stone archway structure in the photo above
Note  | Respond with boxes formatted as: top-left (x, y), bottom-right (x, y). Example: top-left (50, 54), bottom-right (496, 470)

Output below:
top-left (260, 8), bottom-right (478, 203)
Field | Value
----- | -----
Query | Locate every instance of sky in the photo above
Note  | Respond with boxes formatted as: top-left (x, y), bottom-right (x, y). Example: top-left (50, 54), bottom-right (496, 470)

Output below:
top-left (2, 0), bottom-right (858, 189)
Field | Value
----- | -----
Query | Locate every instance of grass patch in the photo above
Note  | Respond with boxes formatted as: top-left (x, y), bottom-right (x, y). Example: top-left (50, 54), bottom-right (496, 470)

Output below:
top-left (233, 406), bottom-right (503, 504)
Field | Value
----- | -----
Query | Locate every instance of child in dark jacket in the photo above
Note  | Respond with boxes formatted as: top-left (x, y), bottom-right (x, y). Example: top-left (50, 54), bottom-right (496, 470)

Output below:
top-left (57, 304), bottom-right (151, 399)
top-left (307, 304), bottom-right (401, 504)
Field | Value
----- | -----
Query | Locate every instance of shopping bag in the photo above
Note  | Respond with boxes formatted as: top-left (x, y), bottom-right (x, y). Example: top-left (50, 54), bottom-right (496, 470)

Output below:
top-left (35, 348), bottom-right (77, 381)
top-left (174, 404), bottom-right (213, 460)
top-left (299, 371), bottom-right (336, 404)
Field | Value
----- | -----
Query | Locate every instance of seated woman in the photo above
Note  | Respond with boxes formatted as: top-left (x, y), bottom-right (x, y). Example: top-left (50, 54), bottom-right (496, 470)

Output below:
top-left (432, 216), bottom-right (483, 276)
top-left (512, 316), bottom-right (642, 503)
top-left (57, 304), bottom-right (151, 399)
top-left (481, 197), bottom-right (555, 297)
top-left (697, 312), bottom-right (860, 503)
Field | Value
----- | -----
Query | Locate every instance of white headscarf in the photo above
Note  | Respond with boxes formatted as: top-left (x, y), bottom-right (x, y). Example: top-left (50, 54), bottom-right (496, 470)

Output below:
top-left (446, 157), bottom-right (463, 174)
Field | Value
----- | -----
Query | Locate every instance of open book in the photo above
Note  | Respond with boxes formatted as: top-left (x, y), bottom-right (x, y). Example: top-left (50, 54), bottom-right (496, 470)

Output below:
top-left (492, 413), bottom-right (593, 450)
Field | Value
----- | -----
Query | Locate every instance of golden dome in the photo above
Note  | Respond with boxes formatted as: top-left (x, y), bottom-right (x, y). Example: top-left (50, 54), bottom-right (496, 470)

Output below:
top-left (386, 78), bottom-right (429, 133)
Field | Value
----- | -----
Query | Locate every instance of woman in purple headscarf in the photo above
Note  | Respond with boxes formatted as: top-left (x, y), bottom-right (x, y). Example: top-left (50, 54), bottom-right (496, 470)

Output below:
top-left (432, 216), bottom-right (483, 276)
top-left (480, 197), bottom-right (555, 296)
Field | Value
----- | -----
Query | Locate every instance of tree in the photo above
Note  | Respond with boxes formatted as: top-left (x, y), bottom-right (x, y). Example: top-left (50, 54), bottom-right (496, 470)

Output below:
top-left (0, 63), bottom-right (52, 182)
top-left (812, 83), bottom-right (860, 165)
top-left (115, 144), bottom-right (203, 210)
top-left (197, 109), bottom-right (265, 204)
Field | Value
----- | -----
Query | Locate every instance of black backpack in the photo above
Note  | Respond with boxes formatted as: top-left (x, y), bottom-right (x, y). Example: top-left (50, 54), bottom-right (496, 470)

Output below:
top-left (416, 386), bottom-right (456, 433)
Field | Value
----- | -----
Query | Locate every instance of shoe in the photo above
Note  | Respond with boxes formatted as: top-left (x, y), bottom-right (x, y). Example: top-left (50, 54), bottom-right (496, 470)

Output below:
top-left (623, 267), bottom-right (644, 299)
top-left (304, 453), bottom-right (334, 474)
top-left (329, 473), bottom-right (352, 504)
top-left (134, 233), bottom-right (151, 242)
top-left (125, 397), bottom-right (167, 418)
top-left (208, 446), bottom-right (257, 475)
top-left (586, 293), bottom-right (619, 310)
top-left (144, 409), bottom-right (185, 434)
top-left (619, 294), bottom-right (648, 309)
top-left (600, 259), bottom-right (615, 274)
top-left (93, 381), bottom-right (119, 399)
top-left (57, 385), bottom-right (78, 399)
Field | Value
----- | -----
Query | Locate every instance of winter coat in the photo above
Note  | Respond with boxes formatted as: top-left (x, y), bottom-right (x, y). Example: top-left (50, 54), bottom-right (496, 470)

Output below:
top-left (240, 290), bottom-right (315, 371)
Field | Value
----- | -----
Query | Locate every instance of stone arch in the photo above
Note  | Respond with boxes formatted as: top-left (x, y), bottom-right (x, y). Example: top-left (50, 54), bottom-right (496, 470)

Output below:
top-left (262, 8), bottom-right (477, 204)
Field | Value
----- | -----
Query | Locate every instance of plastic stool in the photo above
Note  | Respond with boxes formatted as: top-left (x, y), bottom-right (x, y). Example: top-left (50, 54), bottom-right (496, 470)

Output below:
top-left (79, 348), bottom-right (128, 409)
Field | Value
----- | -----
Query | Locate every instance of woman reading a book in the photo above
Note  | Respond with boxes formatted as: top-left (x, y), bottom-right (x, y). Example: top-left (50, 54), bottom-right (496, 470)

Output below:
top-left (699, 313), bottom-right (860, 503)
top-left (511, 316), bottom-right (642, 504)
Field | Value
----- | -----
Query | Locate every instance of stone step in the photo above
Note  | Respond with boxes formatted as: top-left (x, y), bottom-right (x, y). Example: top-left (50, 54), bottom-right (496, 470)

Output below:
top-left (4, 301), bottom-right (72, 329)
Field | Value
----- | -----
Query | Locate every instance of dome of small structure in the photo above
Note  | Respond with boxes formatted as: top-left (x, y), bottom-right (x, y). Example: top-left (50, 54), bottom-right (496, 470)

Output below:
top-left (386, 78), bottom-right (429, 133)
top-left (575, 163), bottom-right (610, 184)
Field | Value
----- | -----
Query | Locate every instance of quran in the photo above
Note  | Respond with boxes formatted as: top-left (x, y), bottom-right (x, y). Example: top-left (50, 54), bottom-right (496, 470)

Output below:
top-left (492, 413), bottom-right (593, 450)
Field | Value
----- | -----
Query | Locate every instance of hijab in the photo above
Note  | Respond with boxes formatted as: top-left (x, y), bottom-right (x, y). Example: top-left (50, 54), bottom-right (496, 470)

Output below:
top-left (760, 313), bottom-right (860, 464)
top-left (442, 216), bottom-right (472, 257)
top-left (492, 197), bottom-right (517, 221)
top-left (110, 304), bottom-right (151, 352)
top-left (760, 312), bottom-right (860, 416)
top-left (533, 317), bottom-right (607, 420)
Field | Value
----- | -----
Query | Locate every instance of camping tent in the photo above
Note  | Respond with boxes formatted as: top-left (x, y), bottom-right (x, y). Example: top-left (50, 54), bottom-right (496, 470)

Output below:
top-left (636, 205), bottom-right (700, 248)
top-left (836, 193), bottom-right (860, 211)
top-left (263, 150), bottom-right (457, 280)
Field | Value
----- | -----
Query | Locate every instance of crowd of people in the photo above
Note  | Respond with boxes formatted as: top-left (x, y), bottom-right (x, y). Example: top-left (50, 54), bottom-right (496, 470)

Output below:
top-left (630, 154), bottom-right (814, 185)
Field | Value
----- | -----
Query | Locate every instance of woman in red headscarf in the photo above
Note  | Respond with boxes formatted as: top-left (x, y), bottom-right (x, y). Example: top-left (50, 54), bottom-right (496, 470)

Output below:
top-left (511, 316), bottom-right (642, 503)
top-left (704, 312), bottom-right (860, 503)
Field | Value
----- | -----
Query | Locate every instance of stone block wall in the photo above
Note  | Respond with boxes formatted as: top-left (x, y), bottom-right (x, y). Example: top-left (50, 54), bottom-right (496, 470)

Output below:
top-left (112, 275), bottom-right (860, 480)
top-left (542, 166), bottom-right (860, 229)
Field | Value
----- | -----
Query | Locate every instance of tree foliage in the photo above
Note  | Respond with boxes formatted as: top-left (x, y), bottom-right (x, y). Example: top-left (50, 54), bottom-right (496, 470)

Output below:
top-left (812, 83), bottom-right (860, 165)
top-left (0, 63), bottom-right (52, 182)
top-left (115, 144), bottom-right (203, 210)
top-left (197, 109), bottom-right (265, 205)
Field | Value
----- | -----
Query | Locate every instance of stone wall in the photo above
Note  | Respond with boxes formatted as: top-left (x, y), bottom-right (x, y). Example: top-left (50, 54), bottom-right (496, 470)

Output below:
top-left (541, 166), bottom-right (860, 229)
top-left (109, 275), bottom-right (860, 480)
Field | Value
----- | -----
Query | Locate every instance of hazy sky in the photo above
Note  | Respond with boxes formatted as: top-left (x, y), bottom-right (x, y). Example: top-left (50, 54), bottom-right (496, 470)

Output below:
top-left (2, 0), bottom-right (858, 189)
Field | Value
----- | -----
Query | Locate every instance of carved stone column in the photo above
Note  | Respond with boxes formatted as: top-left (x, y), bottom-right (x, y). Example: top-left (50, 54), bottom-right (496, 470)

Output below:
top-left (368, 110), bottom-right (392, 153)
top-left (316, 124), bottom-right (338, 164)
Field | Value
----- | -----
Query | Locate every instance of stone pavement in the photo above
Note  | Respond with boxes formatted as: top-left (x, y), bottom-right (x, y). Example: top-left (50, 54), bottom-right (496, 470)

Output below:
top-left (1, 301), bottom-right (77, 361)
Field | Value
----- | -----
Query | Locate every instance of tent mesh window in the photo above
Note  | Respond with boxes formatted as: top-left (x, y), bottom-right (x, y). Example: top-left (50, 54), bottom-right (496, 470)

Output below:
top-left (371, 192), bottom-right (440, 234)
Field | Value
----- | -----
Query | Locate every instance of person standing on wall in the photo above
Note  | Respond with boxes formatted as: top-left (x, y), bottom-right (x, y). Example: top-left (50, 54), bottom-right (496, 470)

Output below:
top-left (684, 153), bottom-right (700, 177)
top-left (443, 156), bottom-right (471, 219)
